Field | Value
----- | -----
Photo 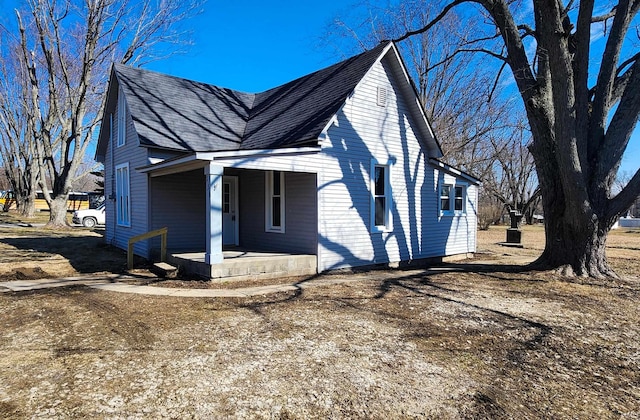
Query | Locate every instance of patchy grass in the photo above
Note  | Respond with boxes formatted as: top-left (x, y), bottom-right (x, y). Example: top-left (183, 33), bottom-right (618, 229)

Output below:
top-left (0, 223), bottom-right (639, 418)
top-left (479, 224), bottom-right (640, 277)
top-left (0, 211), bottom-right (128, 279)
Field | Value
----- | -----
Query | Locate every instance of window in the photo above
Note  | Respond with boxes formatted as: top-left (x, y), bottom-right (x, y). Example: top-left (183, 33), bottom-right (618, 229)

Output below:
top-left (117, 88), bottom-right (127, 147)
top-left (223, 182), bottom-right (230, 214)
top-left (454, 186), bottom-right (464, 211)
top-left (440, 185), bottom-right (451, 212)
top-left (440, 183), bottom-right (466, 215)
top-left (371, 164), bottom-right (391, 231)
top-left (116, 163), bottom-right (130, 226)
top-left (265, 170), bottom-right (284, 232)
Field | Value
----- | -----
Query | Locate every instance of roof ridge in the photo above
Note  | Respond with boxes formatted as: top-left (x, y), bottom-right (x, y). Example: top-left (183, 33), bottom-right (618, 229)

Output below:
top-left (113, 63), bottom-right (254, 97)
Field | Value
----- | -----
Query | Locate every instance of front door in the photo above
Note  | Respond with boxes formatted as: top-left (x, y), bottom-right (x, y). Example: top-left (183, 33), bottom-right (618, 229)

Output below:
top-left (222, 176), bottom-right (238, 246)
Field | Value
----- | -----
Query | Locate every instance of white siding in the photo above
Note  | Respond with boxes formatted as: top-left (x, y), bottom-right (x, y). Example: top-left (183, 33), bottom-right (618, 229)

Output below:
top-left (316, 54), bottom-right (477, 271)
top-left (103, 90), bottom-right (151, 257)
top-left (425, 171), bottom-right (478, 257)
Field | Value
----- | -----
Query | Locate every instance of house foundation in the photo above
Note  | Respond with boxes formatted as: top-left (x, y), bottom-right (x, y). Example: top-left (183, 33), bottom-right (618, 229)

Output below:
top-left (168, 250), bottom-right (317, 282)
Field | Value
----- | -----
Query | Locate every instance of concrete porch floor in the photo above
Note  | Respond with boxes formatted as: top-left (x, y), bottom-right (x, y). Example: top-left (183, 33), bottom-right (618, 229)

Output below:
top-left (167, 249), bottom-right (317, 281)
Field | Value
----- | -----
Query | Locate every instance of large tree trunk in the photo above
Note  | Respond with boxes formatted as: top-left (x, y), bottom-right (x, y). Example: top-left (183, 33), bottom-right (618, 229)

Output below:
top-left (528, 130), bottom-right (616, 278)
top-left (394, 0), bottom-right (640, 279)
top-left (534, 193), bottom-right (614, 277)
top-left (47, 196), bottom-right (70, 228)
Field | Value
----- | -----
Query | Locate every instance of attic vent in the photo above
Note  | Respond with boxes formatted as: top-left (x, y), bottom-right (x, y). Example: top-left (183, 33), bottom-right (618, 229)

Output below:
top-left (376, 86), bottom-right (387, 107)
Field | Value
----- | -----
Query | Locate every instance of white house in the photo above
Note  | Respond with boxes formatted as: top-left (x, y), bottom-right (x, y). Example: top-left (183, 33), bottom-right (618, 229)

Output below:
top-left (95, 41), bottom-right (480, 279)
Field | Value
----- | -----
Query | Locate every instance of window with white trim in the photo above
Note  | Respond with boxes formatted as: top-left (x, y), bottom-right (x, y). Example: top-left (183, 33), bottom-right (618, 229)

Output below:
top-left (454, 186), bottom-right (464, 211)
top-left (117, 88), bottom-right (127, 147)
top-left (372, 164), bottom-right (391, 231)
top-left (116, 163), bottom-right (130, 226)
top-left (265, 170), bottom-right (284, 233)
top-left (440, 183), bottom-right (466, 215)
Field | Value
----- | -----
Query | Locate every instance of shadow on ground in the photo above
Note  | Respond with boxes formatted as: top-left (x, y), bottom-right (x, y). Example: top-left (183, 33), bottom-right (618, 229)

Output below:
top-left (0, 230), bottom-right (129, 276)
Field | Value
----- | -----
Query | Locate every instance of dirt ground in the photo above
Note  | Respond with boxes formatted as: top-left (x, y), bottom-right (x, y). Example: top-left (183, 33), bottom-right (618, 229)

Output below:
top-left (0, 217), bottom-right (639, 418)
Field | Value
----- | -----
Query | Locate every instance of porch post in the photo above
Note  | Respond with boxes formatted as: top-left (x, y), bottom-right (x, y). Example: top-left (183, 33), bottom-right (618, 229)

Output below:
top-left (205, 163), bottom-right (224, 264)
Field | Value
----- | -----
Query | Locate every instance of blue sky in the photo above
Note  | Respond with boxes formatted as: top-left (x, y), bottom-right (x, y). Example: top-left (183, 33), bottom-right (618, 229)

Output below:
top-left (146, 0), bottom-right (353, 93)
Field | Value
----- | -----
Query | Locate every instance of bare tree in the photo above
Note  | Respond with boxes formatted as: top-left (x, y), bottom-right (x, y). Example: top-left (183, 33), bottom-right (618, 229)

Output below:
top-left (0, 44), bottom-right (39, 216)
top-left (483, 121), bottom-right (541, 224)
top-left (1, 0), bottom-right (201, 227)
top-left (477, 189), bottom-right (504, 229)
top-left (326, 0), bottom-right (517, 176)
top-left (396, 0), bottom-right (640, 277)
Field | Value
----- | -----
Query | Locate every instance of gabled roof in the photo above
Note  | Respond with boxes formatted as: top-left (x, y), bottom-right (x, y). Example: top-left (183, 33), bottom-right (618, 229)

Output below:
top-left (242, 41), bottom-right (388, 149)
top-left (110, 65), bottom-right (253, 152)
top-left (96, 41), bottom-right (439, 160)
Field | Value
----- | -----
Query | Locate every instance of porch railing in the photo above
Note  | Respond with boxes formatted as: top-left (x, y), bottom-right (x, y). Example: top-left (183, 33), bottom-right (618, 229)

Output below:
top-left (127, 227), bottom-right (168, 270)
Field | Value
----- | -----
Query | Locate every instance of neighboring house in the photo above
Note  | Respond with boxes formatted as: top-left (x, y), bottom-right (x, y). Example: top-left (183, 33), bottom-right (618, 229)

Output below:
top-left (95, 41), bottom-right (480, 278)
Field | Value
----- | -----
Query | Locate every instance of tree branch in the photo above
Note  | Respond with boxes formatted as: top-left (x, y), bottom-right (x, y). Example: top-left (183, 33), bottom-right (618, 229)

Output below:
top-left (610, 53), bottom-right (639, 102)
top-left (616, 51), bottom-right (640, 76)
top-left (487, 61), bottom-right (508, 102)
top-left (393, 0), bottom-right (470, 43)
top-left (590, 0), bottom-right (638, 149)
top-left (608, 167), bottom-right (640, 219)
top-left (517, 24), bottom-right (535, 38)
top-left (458, 47), bottom-right (507, 61)
top-left (592, 8), bottom-right (617, 23)
top-left (423, 46), bottom-right (506, 73)
top-left (476, 0), bottom-right (538, 101)
top-left (601, 57), bottom-right (640, 179)
top-left (573, 0), bottom-right (595, 173)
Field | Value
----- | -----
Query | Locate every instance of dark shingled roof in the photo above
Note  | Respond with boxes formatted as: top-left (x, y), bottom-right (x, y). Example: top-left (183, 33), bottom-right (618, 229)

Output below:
top-left (114, 65), bottom-right (254, 152)
top-left (112, 41), bottom-right (390, 152)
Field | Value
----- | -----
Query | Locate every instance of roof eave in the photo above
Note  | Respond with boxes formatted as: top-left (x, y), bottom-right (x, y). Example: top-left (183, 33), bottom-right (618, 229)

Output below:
top-left (95, 64), bottom-right (119, 162)
top-left (138, 146), bottom-right (322, 177)
top-left (429, 158), bottom-right (482, 185)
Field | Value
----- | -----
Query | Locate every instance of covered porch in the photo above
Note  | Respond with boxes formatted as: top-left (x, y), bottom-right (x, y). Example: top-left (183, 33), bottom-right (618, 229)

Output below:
top-left (139, 149), bottom-right (321, 280)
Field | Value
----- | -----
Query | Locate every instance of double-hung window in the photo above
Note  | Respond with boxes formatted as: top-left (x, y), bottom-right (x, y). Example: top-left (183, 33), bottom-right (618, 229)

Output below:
top-left (371, 163), bottom-right (391, 231)
top-left (454, 186), bottom-right (464, 211)
top-left (117, 89), bottom-right (127, 147)
top-left (440, 183), bottom-right (466, 215)
top-left (265, 170), bottom-right (284, 233)
top-left (116, 163), bottom-right (130, 226)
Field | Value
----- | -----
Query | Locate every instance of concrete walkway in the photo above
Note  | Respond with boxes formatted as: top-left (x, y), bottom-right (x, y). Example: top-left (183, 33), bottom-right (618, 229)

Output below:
top-left (0, 258), bottom-right (528, 297)
top-left (0, 274), bottom-right (359, 297)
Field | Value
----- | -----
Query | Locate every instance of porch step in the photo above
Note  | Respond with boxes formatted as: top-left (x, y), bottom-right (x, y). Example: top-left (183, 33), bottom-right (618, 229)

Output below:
top-left (152, 262), bottom-right (178, 279)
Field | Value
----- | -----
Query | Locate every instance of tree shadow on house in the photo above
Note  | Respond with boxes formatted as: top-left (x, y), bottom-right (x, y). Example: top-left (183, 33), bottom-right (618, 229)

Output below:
top-left (316, 56), bottom-right (462, 274)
